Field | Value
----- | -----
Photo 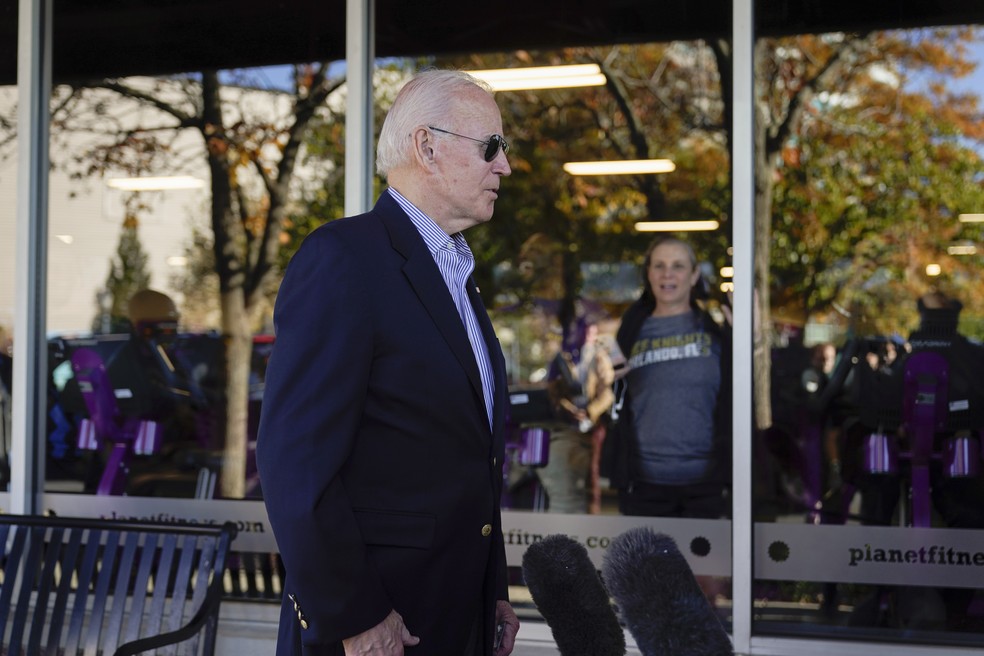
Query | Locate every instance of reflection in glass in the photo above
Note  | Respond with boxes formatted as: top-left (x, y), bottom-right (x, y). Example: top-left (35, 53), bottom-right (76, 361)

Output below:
top-left (0, 77), bottom-right (14, 491)
top-left (29, 66), bottom-right (351, 499)
top-left (752, 25), bottom-right (984, 646)
top-left (3, 3), bottom-right (980, 651)
top-left (435, 42), bottom-right (737, 634)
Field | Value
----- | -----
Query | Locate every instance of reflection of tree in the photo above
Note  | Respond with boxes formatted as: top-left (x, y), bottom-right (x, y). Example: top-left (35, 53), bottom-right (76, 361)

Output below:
top-left (27, 29), bottom-right (978, 491)
top-left (277, 66), bottom-right (407, 271)
top-left (437, 46), bottom-right (731, 350)
top-left (772, 93), bottom-right (984, 339)
top-left (170, 223), bottom-right (220, 330)
top-left (50, 67), bottom-right (346, 497)
top-left (730, 28), bottom-right (983, 427)
top-left (440, 29), bottom-right (982, 430)
top-left (97, 199), bottom-right (151, 334)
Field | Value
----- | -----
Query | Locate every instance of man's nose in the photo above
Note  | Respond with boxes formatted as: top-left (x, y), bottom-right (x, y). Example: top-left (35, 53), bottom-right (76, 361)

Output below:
top-left (493, 150), bottom-right (511, 176)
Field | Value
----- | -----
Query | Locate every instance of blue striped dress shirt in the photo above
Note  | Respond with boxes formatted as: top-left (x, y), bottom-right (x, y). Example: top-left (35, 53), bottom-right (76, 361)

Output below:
top-left (387, 188), bottom-right (495, 431)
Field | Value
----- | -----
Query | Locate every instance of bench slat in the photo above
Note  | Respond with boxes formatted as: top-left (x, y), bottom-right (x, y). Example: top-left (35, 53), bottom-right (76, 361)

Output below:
top-left (0, 524), bottom-right (16, 636)
top-left (83, 529), bottom-right (122, 656)
top-left (46, 526), bottom-right (85, 651)
top-left (123, 531), bottom-right (160, 645)
top-left (191, 537), bottom-right (217, 617)
top-left (145, 531), bottom-right (178, 638)
top-left (167, 533), bottom-right (197, 636)
top-left (10, 525), bottom-right (46, 656)
top-left (65, 526), bottom-right (102, 653)
top-left (26, 525), bottom-right (65, 652)
top-left (102, 529), bottom-right (141, 655)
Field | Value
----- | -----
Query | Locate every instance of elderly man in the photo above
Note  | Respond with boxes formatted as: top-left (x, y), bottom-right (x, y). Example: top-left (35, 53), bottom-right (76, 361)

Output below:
top-left (257, 69), bottom-right (518, 656)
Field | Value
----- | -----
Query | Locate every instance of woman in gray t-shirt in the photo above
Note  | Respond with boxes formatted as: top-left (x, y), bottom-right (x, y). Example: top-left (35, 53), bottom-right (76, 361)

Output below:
top-left (614, 236), bottom-right (732, 518)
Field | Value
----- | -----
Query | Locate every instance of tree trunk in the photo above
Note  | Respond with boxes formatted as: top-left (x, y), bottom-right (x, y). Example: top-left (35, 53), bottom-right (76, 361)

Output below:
top-left (713, 37), bottom-right (772, 429)
top-left (201, 71), bottom-right (251, 499)
top-left (220, 288), bottom-right (251, 498)
top-left (753, 100), bottom-right (774, 431)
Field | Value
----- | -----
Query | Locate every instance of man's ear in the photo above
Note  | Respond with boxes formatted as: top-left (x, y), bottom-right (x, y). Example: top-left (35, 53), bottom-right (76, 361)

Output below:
top-left (411, 126), bottom-right (438, 169)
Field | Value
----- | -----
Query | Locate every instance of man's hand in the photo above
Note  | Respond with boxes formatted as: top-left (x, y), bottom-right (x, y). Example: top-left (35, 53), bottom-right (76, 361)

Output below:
top-left (494, 600), bottom-right (520, 656)
top-left (343, 609), bottom-right (420, 655)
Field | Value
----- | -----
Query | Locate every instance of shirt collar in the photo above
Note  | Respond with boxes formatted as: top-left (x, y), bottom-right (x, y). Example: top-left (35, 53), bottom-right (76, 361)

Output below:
top-left (387, 187), bottom-right (472, 259)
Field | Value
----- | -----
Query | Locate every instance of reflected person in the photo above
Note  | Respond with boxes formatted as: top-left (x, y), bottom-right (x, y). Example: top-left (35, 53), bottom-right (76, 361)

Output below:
top-left (613, 236), bottom-right (732, 518)
top-left (539, 322), bottom-right (615, 514)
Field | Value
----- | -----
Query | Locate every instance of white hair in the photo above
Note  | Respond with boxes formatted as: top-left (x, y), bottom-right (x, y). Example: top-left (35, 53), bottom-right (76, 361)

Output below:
top-left (376, 69), bottom-right (494, 178)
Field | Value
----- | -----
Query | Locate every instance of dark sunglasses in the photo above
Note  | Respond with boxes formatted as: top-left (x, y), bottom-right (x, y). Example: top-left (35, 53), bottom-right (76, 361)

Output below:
top-left (427, 126), bottom-right (509, 162)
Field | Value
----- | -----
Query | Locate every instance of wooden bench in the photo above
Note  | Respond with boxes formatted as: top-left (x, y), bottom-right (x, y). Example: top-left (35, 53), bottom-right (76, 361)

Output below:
top-left (0, 514), bottom-right (236, 655)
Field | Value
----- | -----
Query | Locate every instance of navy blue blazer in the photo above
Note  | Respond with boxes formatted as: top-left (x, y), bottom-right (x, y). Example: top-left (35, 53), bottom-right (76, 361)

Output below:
top-left (257, 191), bottom-right (509, 655)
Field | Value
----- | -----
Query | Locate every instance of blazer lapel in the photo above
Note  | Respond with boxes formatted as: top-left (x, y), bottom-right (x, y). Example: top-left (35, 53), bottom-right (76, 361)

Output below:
top-left (375, 194), bottom-right (485, 403)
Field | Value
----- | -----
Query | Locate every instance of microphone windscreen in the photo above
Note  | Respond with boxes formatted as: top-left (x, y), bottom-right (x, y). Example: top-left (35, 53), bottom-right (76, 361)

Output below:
top-left (522, 534), bottom-right (626, 656)
top-left (601, 527), bottom-right (732, 656)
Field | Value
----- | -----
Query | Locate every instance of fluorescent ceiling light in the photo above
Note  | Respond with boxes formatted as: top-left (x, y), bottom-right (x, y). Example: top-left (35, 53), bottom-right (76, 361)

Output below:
top-left (948, 244), bottom-right (977, 255)
top-left (925, 263), bottom-right (942, 276)
top-left (720, 266), bottom-right (734, 278)
top-left (564, 159), bottom-right (676, 175)
top-left (635, 220), bottom-right (720, 232)
top-left (720, 282), bottom-right (735, 293)
top-left (107, 176), bottom-right (206, 191)
top-left (467, 64), bottom-right (606, 91)
top-left (959, 213), bottom-right (984, 223)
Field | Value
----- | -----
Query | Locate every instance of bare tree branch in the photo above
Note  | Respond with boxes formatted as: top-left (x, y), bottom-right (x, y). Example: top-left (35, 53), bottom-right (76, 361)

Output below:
top-left (92, 80), bottom-right (201, 128)
top-left (247, 65), bottom-right (345, 298)
top-left (768, 33), bottom-right (872, 153)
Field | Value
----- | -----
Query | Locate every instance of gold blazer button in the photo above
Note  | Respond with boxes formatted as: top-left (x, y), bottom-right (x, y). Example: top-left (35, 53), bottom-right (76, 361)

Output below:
top-left (481, 523), bottom-right (492, 537)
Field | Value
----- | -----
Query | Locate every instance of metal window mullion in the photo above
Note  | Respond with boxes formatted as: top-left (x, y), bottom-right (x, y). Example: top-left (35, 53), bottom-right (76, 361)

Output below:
top-left (731, 0), bottom-right (755, 652)
top-left (344, 0), bottom-right (375, 216)
top-left (12, 0), bottom-right (52, 516)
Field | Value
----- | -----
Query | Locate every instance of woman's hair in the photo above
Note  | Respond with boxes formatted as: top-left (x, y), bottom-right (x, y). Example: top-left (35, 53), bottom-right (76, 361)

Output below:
top-left (639, 235), bottom-right (705, 309)
top-left (376, 69), bottom-right (494, 177)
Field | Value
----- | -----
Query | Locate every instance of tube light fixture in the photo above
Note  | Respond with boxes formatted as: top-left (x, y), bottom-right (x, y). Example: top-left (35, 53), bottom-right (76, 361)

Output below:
top-left (107, 176), bottom-right (206, 191)
top-left (635, 220), bottom-right (720, 232)
top-left (564, 159), bottom-right (676, 176)
top-left (948, 244), bottom-right (977, 255)
top-left (466, 64), bottom-right (606, 91)
top-left (959, 213), bottom-right (984, 223)
top-left (926, 263), bottom-right (942, 276)
top-left (720, 266), bottom-right (734, 278)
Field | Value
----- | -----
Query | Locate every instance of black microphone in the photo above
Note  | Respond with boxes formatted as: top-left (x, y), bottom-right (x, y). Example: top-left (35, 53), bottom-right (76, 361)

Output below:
top-left (601, 527), bottom-right (732, 656)
top-left (522, 534), bottom-right (626, 656)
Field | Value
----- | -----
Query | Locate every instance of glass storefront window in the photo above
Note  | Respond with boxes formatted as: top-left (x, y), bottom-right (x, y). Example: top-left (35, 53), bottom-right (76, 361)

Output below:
top-left (751, 24), bottom-right (984, 647)
top-left (427, 43), bottom-right (736, 631)
top-left (35, 68), bottom-right (354, 500)
top-left (4, 2), bottom-right (983, 653)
